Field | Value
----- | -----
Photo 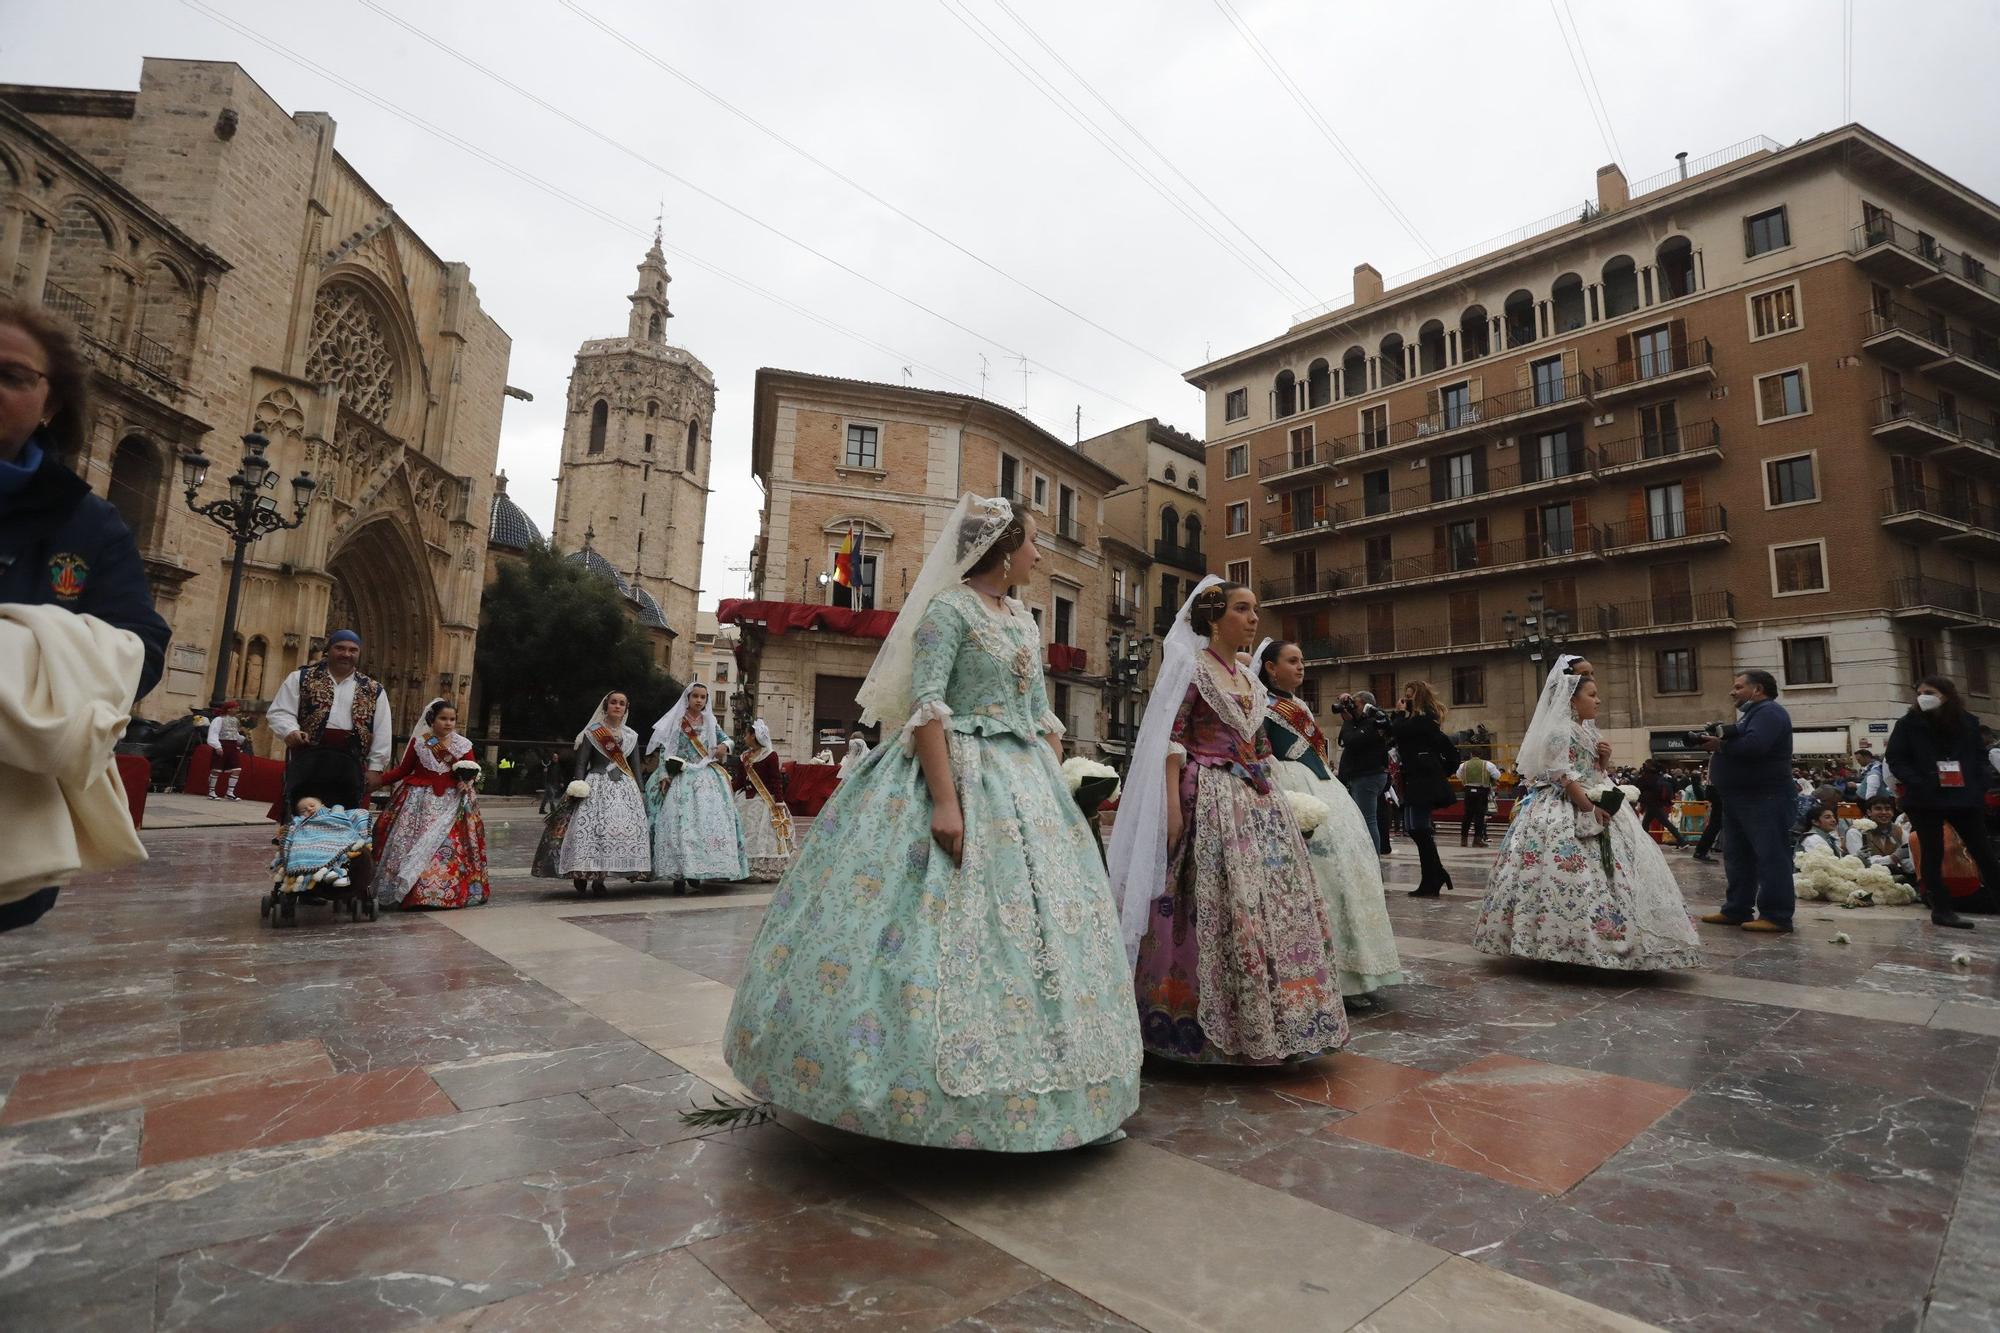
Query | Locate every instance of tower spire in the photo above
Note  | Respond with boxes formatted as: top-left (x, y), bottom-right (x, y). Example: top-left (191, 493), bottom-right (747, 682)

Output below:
top-left (629, 224), bottom-right (671, 344)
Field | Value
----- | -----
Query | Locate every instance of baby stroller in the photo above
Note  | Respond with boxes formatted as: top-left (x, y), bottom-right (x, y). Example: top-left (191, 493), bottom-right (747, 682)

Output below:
top-left (263, 805), bottom-right (378, 926)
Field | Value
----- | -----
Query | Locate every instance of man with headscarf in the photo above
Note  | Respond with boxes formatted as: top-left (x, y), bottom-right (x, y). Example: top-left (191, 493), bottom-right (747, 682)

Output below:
top-left (264, 629), bottom-right (393, 819)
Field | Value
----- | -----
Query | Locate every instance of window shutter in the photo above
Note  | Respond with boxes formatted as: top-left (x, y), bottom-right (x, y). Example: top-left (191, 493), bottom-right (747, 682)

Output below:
top-left (1669, 316), bottom-right (1689, 354)
top-left (1615, 333), bottom-right (1632, 367)
top-left (1429, 459), bottom-right (1447, 503)
top-left (1626, 488), bottom-right (1647, 527)
top-left (1475, 516), bottom-right (1491, 562)
top-left (1686, 475), bottom-right (1705, 521)
top-left (1313, 483), bottom-right (1328, 516)
top-left (1563, 348), bottom-right (1579, 379)
top-left (1426, 387), bottom-right (1440, 416)
top-left (1432, 524), bottom-right (1447, 559)
top-left (1279, 490), bottom-right (1293, 519)
top-left (1470, 375), bottom-right (1484, 405)
top-left (1473, 445), bottom-right (1488, 491)
top-left (1524, 507), bottom-right (1541, 547)
top-left (1572, 496), bottom-right (1589, 529)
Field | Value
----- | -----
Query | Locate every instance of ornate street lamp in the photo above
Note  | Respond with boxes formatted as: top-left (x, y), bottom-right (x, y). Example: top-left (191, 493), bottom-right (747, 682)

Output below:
top-left (1501, 589), bottom-right (1572, 664)
top-left (181, 432), bottom-right (316, 710)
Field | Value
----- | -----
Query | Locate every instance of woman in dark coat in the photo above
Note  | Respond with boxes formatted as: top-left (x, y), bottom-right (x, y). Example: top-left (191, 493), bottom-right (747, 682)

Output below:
top-left (1390, 680), bottom-right (1461, 897)
top-left (1886, 675), bottom-right (1996, 927)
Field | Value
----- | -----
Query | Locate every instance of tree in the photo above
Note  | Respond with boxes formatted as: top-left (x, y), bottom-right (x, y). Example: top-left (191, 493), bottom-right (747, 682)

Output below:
top-left (473, 540), bottom-right (681, 743)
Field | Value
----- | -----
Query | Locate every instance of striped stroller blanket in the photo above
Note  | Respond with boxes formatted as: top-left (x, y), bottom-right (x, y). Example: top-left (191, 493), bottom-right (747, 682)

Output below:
top-left (273, 806), bottom-right (373, 892)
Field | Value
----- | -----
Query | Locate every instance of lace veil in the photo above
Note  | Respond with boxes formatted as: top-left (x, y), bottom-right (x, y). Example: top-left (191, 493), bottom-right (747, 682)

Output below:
top-left (647, 679), bottom-right (724, 765)
top-left (1106, 573), bottom-right (1221, 965)
top-left (855, 492), bottom-right (1016, 732)
top-left (1515, 668), bottom-right (1585, 784)
top-left (573, 691), bottom-right (638, 757)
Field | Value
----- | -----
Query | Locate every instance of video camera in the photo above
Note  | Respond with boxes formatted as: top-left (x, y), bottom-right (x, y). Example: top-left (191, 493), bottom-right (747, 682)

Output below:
top-left (1335, 693), bottom-right (1390, 725)
top-left (1681, 720), bottom-right (1726, 747)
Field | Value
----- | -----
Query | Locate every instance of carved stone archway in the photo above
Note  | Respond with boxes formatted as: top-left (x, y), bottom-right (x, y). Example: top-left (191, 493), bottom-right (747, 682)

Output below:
top-left (325, 514), bottom-right (440, 733)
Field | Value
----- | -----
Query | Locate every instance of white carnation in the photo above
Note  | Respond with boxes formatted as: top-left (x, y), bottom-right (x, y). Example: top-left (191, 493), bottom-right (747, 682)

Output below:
top-left (1616, 784), bottom-right (1641, 806)
top-left (566, 779), bottom-right (590, 799)
top-left (1060, 755), bottom-right (1120, 796)
top-left (1284, 790), bottom-right (1331, 835)
top-left (1833, 932), bottom-right (1851, 945)
top-left (1953, 953), bottom-right (1973, 967)
top-left (1850, 818), bottom-right (1877, 834)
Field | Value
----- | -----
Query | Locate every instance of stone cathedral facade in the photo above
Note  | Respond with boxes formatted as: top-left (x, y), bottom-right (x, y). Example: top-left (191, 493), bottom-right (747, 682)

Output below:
top-left (0, 59), bottom-right (513, 745)
top-left (552, 235), bottom-right (714, 685)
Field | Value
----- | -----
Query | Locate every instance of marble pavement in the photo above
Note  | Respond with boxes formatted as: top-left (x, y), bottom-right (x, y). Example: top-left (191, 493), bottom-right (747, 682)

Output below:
top-left (1, 805), bottom-right (1996, 1331)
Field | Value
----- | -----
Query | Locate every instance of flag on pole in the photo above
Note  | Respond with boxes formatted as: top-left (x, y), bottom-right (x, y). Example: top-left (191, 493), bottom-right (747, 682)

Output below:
top-left (833, 524), bottom-right (857, 587)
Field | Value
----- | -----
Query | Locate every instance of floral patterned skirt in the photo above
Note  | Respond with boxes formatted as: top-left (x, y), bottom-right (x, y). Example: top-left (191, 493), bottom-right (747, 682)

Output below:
top-left (374, 785), bottom-right (488, 910)
top-left (1268, 760), bottom-right (1403, 996)
top-left (1134, 763), bottom-right (1349, 1065)
top-left (652, 766), bottom-right (749, 883)
top-left (1472, 785), bottom-right (1704, 970)
top-left (725, 730), bottom-right (1140, 1151)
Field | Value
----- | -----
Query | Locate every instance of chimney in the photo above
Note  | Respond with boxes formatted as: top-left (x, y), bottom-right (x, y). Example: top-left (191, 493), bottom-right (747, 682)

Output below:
top-left (1595, 164), bottom-right (1629, 213)
top-left (1675, 151), bottom-right (1689, 180)
top-left (1353, 262), bottom-right (1383, 304)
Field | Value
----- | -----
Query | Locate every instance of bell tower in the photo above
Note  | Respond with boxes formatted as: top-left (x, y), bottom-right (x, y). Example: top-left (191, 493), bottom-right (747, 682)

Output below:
top-left (551, 230), bottom-right (717, 684)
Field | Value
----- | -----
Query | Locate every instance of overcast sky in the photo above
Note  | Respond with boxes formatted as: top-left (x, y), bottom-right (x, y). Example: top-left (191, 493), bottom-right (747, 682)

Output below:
top-left (7, 1), bottom-right (1997, 607)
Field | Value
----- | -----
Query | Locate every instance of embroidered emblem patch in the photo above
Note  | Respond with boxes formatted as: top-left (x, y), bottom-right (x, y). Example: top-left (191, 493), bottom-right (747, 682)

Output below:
top-left (48, 552), bottom-right (89, 600)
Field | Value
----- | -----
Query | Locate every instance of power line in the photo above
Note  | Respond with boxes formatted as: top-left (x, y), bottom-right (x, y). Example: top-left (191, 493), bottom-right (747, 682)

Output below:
top-left (553, 0), bottom-right (1185, 375)
top-left (1549, 0), bottom-right (1622, 166)
top-left (345, 0), bottom-right (1152, 418)
top-left (934, 0), bottom-right (1315, 309)
top-left (983, 0), bottom-right (1318, 303)
top-left (1207, 0), bottom-right (1436, 261)
top-left (1562, 0), bottom-right (1626, 165)
top-left (176, 0), bottom-right (1089, 437)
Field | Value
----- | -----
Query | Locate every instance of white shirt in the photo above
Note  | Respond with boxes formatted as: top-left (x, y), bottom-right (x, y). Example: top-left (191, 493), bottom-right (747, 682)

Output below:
top-left (266, 668), bottom-right (394, 770)
top-left (205, 715), bottom-right (241, 750)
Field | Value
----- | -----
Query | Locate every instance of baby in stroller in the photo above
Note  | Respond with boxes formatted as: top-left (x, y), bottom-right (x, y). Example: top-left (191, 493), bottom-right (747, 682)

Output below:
top-left (263, 796), bottom-right (377, 926)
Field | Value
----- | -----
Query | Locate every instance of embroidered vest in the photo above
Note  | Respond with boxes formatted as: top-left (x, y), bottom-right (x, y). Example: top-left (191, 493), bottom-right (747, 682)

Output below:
top-left (297, 661), bottom-right (380, 749)
top-left (1268, 694), bottom-right (1328, 762)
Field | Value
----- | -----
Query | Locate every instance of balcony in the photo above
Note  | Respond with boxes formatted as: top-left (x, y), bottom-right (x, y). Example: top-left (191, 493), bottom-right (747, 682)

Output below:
top-left (1924, 325), bottom-right (2000, 398)
top-left (1152, 539), bottom-right (1206, 572)
top-left (1350, 621), bottom-right (1510, 662)
top-left (1861, 303), bottom-right (1953, 368)
top-left (1046, 643), bottom-right (1089, 675)
top-left (1908, 238), bottom-right (2000, 322)
top-left (1601, 503), bottom-right (1730, 556)
top-left (1106, 594), bottom-right (1137, 625)
top-left (1852, 218), bottom-right (1952, 286)
top-left (1874, 393), bottom-right (1966, 451)
top-left (1595, 590), bottom-right (1736, 637)
top-left (1595, 420), bottom-right (1724, 478)
top-left (1299, 635), bottom-right (1350, 664)
top-left (41, 280), bottom-right (96, 331)
top-left (1260, 510), bottom-right (1335, 547)
top-left (1589, 338), bottom-right (1715, 402)
top-left (1889, 576), bottom-right (1997, 628)
top-left (1104, 719), bottom-right (1140, 744)
top-left (1259, 571), bottom-right (1340, 606)
top-left (1052, 513), bottom-right (1085, 545)
top-left (1336, 447), bottom-right (1599, 530)
top-left (1257, 440), bottom-right (1344, 486)
top-left (1882, 484), bottom-right (2000, 556)
top-left (1337, 526), bottom-right (1604, 595)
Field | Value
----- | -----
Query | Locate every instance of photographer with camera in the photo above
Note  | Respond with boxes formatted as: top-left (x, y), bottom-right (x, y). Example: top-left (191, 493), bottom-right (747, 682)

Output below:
top-left (1696, 670), bottom-right (1796, 933)
top-left (1390, 682), bottom-right (1461, 897)
top-left (1334, 690), bottom-right (1392, 854)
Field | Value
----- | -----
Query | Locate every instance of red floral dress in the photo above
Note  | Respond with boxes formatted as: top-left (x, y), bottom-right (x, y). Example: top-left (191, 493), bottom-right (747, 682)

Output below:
top-left (373, 734), bottom-right (489, 909)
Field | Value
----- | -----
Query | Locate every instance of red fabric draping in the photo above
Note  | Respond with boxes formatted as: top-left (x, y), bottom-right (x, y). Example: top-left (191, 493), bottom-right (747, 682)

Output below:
top-left (783, 761), bottom-right (840, 816)
top-left (182, 745), bottom-right (288, 803)
top-left (716, 599), bottom-right (898, 640)
top-left (1046, 643), bottom-right (1088, 674)
top-left (115, 754), bottom-right (149, 829)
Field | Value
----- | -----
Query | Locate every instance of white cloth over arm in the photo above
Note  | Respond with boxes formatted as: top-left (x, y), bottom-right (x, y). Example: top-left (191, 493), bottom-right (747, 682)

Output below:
top-left (265, 669), bottom-right (303, 744)
top-left (206, 715), bottom-right (225, 750)
top-left (366, 689), bottom-right (393, 770)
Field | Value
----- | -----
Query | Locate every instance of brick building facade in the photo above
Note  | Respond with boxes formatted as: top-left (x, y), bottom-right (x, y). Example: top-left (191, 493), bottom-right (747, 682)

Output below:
top-left (1192, 126), bottom-right (2000, 764)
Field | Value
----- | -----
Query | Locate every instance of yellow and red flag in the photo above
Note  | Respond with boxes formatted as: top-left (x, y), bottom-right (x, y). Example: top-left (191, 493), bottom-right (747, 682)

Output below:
top-left (832, 525), bottom-right (857, 587)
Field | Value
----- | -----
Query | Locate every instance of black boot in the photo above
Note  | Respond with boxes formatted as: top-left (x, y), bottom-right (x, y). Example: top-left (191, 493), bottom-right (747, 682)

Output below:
top-left (1408, 827), bottom-right (1446, 896)
top-left (1933, 907), bottom-right (1976, 929)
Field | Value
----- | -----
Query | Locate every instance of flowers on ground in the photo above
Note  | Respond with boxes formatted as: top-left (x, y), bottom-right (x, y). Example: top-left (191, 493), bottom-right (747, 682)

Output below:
top-left (1793, 848), bottom-right (1917, 908)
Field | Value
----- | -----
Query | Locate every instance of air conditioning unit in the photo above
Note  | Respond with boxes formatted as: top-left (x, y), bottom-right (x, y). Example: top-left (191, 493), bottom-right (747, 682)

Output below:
top-left (1593, 413), bottom-right (1615, 426)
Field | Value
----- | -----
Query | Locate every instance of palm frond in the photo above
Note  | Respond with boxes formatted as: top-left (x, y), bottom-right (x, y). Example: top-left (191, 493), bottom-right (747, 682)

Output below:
top-left (678, 1094), bottom-right (776, 1132)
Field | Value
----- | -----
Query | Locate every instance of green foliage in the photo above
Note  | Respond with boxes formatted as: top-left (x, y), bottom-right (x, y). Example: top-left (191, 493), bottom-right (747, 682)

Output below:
top-left (473, 540), bottom-right (681, 741)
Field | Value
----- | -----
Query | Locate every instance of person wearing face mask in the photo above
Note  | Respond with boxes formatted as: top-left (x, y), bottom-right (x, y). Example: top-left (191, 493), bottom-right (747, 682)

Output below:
top-left (1697, 670), bottom-right (1796, 933)
top-left (1886, 677), bottom-right (1997, 926)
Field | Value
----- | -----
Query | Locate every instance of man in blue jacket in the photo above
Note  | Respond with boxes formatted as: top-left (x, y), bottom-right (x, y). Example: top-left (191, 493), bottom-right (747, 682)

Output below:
top-left (1698, 669), bottom-right (1795, 933)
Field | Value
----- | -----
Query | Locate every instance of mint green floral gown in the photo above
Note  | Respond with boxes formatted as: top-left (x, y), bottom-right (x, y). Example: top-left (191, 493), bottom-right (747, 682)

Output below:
top-left (724, 586), bottom-right (1142, 1150)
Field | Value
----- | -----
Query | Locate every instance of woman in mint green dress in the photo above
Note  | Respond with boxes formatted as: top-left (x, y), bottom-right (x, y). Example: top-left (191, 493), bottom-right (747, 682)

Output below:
top-left (724, 495), bottom-right (1141, 1151)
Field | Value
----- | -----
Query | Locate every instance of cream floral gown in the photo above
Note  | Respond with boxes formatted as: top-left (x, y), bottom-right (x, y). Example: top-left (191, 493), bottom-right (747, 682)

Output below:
top-left (724, 586), bottom-right (1141, 1149)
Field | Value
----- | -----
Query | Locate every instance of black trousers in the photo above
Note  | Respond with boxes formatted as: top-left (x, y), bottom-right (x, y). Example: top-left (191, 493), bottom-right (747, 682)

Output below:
top-left (0, 886), bottom-right (60, 933)
top-left (1906, 806), bottom-right (2000, 913)
top-left (1459, 788), bottom-right (1490, 842)
top-left (1641, 806), bottom-right (1688, 846)
top-left (1694, 799), bottom-right (1724, 856)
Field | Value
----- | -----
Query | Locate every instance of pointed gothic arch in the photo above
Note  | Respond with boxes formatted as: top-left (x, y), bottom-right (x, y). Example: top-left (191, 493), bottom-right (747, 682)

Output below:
top-left (325, 513), bottom-right (444, 731)
top-left (308, 264), bottom-right (429, 444)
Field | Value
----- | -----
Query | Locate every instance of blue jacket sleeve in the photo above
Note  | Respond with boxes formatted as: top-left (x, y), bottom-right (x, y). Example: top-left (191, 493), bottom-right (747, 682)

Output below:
top-left (81, 516), bottom-right (170, 700)
top-left (1723, 704), bottom-right (1785, 762)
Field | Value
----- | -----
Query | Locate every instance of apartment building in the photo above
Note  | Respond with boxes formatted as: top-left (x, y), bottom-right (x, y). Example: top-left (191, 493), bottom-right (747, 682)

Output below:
top-left (1078, 418), bottom-right (1210, 759)
top-left (726, 370), bottom-right (1124, 760)
top-left (1193, 126), bottom-right (2000, 763)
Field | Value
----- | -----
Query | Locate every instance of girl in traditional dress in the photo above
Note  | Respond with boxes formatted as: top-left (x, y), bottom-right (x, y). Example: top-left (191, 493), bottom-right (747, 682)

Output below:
top-left (724, 494), bottom-right (1140, 1150)
top-left (732, 718), bottom-right (796, 882)
top-left (1110, 580), bottom-right (1348, 1066)
top-left (1254, 639), bottom-right (1403, 1007)
top-left (538, 691), bottom-right (651, 896)
top-left (205, 700), bottom-right (246, 800)
top-left (836, 733), bottom-right (871, 781)
top-left (646, 682), bottom-right (748, 887)
top-left (1472, 671), bottom-right (1704, 970)
top-left (373, 698), bottom-right (488, 910)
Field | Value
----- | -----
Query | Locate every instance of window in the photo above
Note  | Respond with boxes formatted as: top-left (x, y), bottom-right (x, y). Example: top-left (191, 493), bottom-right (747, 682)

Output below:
top-left (646, 401), bottom-right (659, 418)
top-left (1364, 535), bottom-right (1392, 583)
top-left (1449, 590), bottom-right (1481, 644)
top-left (587, 400), bottom-right (608, 454)
top-left (1771, 541), bottom-right (1828, 596)
top-left (686, 419), bottom-right (700, 471)
top-left (1756, 369), bottom-right (1809, 421)
top-left (1440, 382), bottom-right (1471, 429)
top-left (844, 423), bottom-right (879, 469)
top-left (1187, 475), bottom-right (1199, 493)
top-left (831, 553), bottom-right (879, 610)
top-left (1910, 635), bottom-right (1938, 681)
top-left (1034, 475), bottom-right (1050, 510)
top-left (1647, 483), bottom-right (1686, 540)
top-left (1360, 405), bottom-right (1389, 450)
top-left (1226, 558), bottom-right (1250, 586)
top-left (1225, 444), bottom-right (1248, 479)
top-left (1446, 520), bottom-right (1480, 570)
top-left (714, 659), bottom-right (730, 683)
top-left (1634, 325), bottom-right (1675, 379)
top-left (1363, 469), bottom-right (1390, 517)
top-left (1053, 595), bottom-right (1074, 646)
top-left (1656, 648), bottom-right (1698, 694)
top-left (1057, 484), bottom-right (1076, 535)
top-left (1000, 453), bottom-right (1020, 501)
top-left (1750, 285), bottom-right (1800, 339)
top-left (1164, 465), bottom-right (1177, 484)
top-left (1226, 501), bottom-right (1249, 536)
top-left (1225, 388), bottom-right (1248, 422)
top-left (1451, 664), bottom-right (1485, 706)
top-left (643, 432), bottom-right (654, 454)
top-left (1640, 402), bottom-right (1679, 457)
top-left (1530, 355), bottom-right (1566, 406)
top-left (1445, 451), bottom-right (1477, 499)
top-left (639, 492), bottom-right (647, 516)
top-left (1531, 429), bottom-right (1578, 479)
top-left (1745, 206), bottom-right (1791, 256)
top-left (1289, 425), bottom-right (1315, 468)
top-left (1538, 503), bottom-right (1575, 556)
top-left (1765, 453), bottom-right (1817, 507)
top-left (1968, 648), bottom-right (1991, 697)
top-left (1783, 636), bottom-right (1833, 686)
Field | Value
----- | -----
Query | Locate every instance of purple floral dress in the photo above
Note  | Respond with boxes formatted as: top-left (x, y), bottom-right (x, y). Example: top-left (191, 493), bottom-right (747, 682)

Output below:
top-left (1132, 656), bottom-right (1348, 1064)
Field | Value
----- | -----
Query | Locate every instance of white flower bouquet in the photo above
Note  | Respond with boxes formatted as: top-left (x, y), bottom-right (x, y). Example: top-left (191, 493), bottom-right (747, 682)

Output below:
top-left (1285, 790), bottom-right (1331, 839)
top-left (1851, 818), bottom-right (1877, 834)
top-left (452, 759), bottom-right (482, 790)
top-left (1793, 847), bottom-right (1917, 908)
top-left (1061, 756), bottom-right (1121, 815)
top-left (566, 779), bottom-right (590, 800)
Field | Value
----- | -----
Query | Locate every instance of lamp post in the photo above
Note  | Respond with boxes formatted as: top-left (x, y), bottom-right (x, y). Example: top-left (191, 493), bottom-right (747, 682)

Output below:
top-left (1105, 633), bottom-right (1153, 747)
top-left (181, 432), bottom-right (316, 710)
top-left (1500, 589), bottom-right (1572, 666)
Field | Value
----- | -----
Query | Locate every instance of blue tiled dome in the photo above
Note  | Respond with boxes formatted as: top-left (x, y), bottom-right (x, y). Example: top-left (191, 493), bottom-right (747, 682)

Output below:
top-left (566, 547), bottom-right (636, 600)
top-left (487, 475), bottom-right (543, 549)
top-left (632, 587), bottom-right (668, 628)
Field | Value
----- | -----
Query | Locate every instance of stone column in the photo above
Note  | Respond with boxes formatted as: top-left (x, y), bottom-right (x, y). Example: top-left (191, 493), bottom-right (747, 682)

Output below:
top-left (24, 216), bottom-right (54, 305)
top-left (0, 201), bottom-right (27, 295)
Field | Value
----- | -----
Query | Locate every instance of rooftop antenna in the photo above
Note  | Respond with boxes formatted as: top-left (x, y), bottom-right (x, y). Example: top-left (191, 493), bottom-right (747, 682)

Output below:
top-left (901, 365), bottom-right (914, 384)
top-left (653, 199), bottom-right (664, 244)
top-left (1075, 404), bottom-right (1081, 444)
top-left (978, 353), bottom-right (990, 399)
top-left (1008, 354), bottom-right (1031, 409)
